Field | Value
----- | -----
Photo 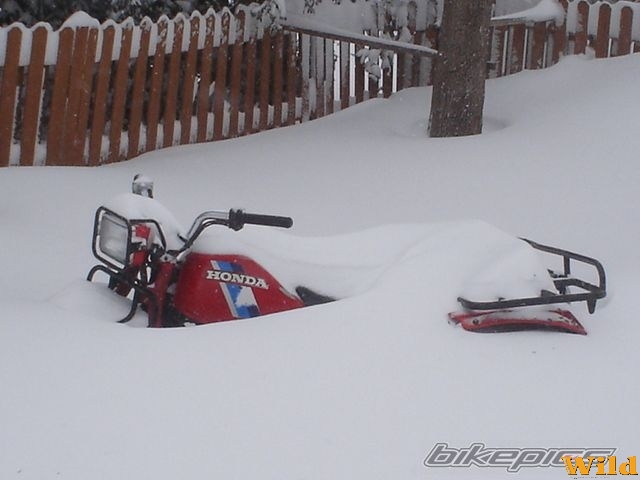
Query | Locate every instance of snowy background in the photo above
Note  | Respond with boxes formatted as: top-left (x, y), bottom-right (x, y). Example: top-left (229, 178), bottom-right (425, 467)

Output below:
top-left (1, 51), bottom-right (639, 478)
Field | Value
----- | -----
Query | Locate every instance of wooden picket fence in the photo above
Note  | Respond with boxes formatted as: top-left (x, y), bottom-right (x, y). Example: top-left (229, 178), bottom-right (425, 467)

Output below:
top-left (0, 0), bottom-right (638, 167)
top-left (566, 0), bottom-right (640, 57)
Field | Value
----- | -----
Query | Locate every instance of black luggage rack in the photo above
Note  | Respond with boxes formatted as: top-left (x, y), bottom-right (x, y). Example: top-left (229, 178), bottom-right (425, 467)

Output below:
top-left (457, 239), bottom-right (606, 314)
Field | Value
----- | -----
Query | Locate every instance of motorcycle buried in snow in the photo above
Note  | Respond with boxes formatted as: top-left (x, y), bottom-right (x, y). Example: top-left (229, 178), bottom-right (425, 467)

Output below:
top-left (87, 176), bottom-right (606, 334)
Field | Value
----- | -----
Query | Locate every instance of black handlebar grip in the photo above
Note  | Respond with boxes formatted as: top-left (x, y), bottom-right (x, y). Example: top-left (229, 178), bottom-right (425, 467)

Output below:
top-left (230, 210), bottom-right (293, 229)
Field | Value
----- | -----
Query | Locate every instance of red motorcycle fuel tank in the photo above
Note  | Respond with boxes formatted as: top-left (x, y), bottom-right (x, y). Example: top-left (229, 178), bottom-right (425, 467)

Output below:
top-left (172, 252), bottom-right (304, 324)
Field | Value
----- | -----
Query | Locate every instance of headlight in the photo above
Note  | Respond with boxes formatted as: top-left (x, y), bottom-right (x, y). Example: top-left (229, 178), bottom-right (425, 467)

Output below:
top-left (97, 210), bottom-right (130, 267)
top-left (91, 206), bottom-right (167, 271)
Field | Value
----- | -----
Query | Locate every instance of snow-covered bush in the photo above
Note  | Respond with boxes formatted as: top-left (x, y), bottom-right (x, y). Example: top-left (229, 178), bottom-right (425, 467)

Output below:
top-left (249, 0), bottom-right (286, 32)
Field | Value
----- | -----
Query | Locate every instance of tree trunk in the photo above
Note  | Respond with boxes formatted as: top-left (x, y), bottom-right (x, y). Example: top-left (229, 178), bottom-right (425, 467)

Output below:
top-left (428, 0), bottom-right (493, 137)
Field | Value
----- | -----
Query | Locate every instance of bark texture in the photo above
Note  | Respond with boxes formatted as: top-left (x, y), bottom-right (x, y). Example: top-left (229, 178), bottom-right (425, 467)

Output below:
top-left (428, 0), bottom-right (493, 137)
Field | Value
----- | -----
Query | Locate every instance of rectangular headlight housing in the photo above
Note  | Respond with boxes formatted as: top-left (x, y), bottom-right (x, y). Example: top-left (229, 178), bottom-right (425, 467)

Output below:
top-left (93, 208), bottom-right (133, 269)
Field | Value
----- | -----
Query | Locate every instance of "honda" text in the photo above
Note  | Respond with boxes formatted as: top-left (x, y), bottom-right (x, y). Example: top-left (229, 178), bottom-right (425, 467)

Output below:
top-left (206, 269), bottom-right (269, 290)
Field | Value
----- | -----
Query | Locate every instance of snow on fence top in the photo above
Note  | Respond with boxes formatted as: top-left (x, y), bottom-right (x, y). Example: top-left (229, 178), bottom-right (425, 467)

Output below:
top-left (0, 0), bottom-right (576, 67)
top-left (0, 5), bottom-right (267, 66)
top-left (284, 0), bottom-right (565, 33)
top-left (492, 0), bottom-right (566, 26)
top-left (284, 14), bottom-right (439, 57)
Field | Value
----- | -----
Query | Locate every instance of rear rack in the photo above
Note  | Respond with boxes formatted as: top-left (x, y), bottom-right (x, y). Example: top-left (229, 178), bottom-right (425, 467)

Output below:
top-left (457, 238), bottom-right (606, 314)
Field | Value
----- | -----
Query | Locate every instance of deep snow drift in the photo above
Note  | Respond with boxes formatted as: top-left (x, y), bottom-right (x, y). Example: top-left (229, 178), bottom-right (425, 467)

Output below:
top-left (0, 54), bottom-right (639, 479)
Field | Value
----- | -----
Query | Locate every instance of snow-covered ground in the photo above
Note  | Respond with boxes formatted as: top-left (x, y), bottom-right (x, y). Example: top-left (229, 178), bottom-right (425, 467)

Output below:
top-left (1, 53), bottom-right (639, 479)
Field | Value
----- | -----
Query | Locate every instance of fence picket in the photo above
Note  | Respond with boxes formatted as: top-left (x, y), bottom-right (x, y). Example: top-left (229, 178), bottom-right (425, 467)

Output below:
top-left (146, 20), bottom-right (168, 152)
top-left (422, 26), bottom-right (438, 85)
top-left (489, 26), bottom-right (506, 78)
top-left (411, 31), bottom-right (423, 86)
top-left (74, 28), bottom-right (98, 164)
top-left (545, 23), bottom-right (556, 68)
top-left (128, 22), bottom-right (151, 159)
top-left (89, 26), bottom-right (115, 165)
top-left (551, 22), bottom-right (564, 64)
top-left (108, 26), bottom-right (133, 163)
top-left (180, 16), bottom-right (200, 145)
top-left (21, 26), bottom-right (47, 166)
top-left (163, 17), bottom-right (184, 148)
top-left (367, 48), bottom-right (378, 100)
top-left (300, 34), bottom-right (311, 121)
top-left (574, 1), bottom-right (590, 55)
top-left (286, 33), bottom-right (297, 125)
top-left (528, 22), bottom-right (546, 69)
top-left (228, 11), bottom-right (245, 138)
top-left (0, 27), bottom-right (20, 166)
top-left (65, 27), bottom-right (97, 165)
top-left (314, 36), bottom-right (325, 117)
top-left (197, 15), bottom-right (215, 142)
top-left (553, 0), bottom-right (568, 61)
top-left (396, 48), bottom-right (409, 90)
top-left (613, 6), bottom-right (633, 56)
top-left (273, 31), bottom-right (284, 127)
top-left (354, 42), bottom-right (364, 103)
top-left (405, 0), bottom-right (417, 88)
top-left (47, 28), bottom-right (73, 166)
top-left (507, 24), bottom-right (526, 74)
top-left (325, 38), bottom-right (335, 113)
top-left (214, 12), bottom-right (230, 139)
top-left (243, 34), bottom-right (257, 133)
top-left (258, 29), bottom-right (272, 129)
top-left (382, 59), bottom-right (393, 98)
top-left (595, 3), bottom-right (612, 58)
top-left (339, 41), bottom-right (350, 110)
top-left (64, 27), bottom-right (89, 165)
